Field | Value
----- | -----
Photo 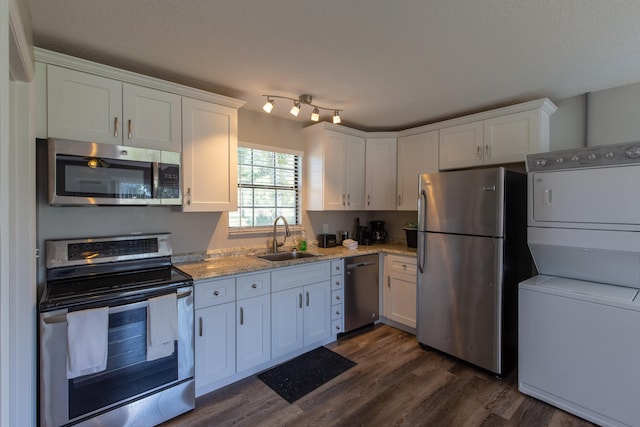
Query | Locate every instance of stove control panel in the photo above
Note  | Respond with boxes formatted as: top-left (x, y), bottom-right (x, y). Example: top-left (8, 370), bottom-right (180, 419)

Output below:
top-left (527, 141), bottom-right (640, 172)
top-left (46, 233), bottom-right (172, 268)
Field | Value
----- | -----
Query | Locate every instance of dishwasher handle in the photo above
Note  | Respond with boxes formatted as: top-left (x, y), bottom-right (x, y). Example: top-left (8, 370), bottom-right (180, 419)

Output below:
top-left (346, 261), bottom-right (377, 270)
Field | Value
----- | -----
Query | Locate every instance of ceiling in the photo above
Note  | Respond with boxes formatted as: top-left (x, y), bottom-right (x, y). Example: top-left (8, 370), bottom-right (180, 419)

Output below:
top-left (24, 0), bottom-right (640, 131)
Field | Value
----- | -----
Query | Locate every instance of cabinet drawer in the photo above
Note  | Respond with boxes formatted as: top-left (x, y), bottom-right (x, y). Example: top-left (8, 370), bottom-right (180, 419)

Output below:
top-left (331, 290), bottom-right (343, 305)
top-left (331, 303), bottom-right (343, 320)
top-left (331, 276), bottom-right (343, 291)
top-left (389, 257), bottom-right (417, 276)
top-left (236, 272), bottom-right (271, 300)
top-left (271, 261), bottom-right (330, 292)
top-left (195, 277), bottom-right (236, 309)
top-left (332, 318), bottom-right (343, 334)
top-left (331, 259), bottom-right (343, 276)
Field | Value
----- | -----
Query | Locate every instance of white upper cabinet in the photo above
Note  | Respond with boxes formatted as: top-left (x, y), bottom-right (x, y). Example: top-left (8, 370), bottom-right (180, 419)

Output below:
top-left (182, 97), bottom-right (238, 212)
top-left (305, 125), bottom-right (365, 211)
top-left (396, 130), bottom-right (439, 211)
top-left (122, 83), bottom-right (182, 151)
top-left (438, 99), bottom-right (556, 170)
top-left (365, 137), bottom-right (397, 210)
top-left (439, 121), bottom-right (485, 169)
top-left (47, 65), bottom-right (182, 151)
top-left (47, 65), bottom-right (122, 145)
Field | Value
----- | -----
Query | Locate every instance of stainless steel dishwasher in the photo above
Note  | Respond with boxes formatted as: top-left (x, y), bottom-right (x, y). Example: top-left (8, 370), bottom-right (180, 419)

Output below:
top-left (344, 254), bottom-right (379, 333)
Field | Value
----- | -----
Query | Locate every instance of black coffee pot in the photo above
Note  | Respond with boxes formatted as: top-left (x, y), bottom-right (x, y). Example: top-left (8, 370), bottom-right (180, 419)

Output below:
top-left (370, 220), bottom-right (388, 243)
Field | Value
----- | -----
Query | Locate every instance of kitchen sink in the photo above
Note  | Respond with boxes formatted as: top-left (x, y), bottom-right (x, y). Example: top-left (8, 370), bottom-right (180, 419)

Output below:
top-left (256, 251), bottom-right (320, 262)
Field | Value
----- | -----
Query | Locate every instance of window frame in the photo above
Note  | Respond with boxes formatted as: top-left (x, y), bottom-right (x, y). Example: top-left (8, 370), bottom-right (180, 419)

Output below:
top-left (228, 142), bottom-right (303, 235)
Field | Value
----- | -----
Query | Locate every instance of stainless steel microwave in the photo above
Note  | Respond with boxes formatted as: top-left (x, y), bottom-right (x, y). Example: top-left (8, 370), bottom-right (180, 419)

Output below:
top-left (48, 138), bottom-right (182, 206)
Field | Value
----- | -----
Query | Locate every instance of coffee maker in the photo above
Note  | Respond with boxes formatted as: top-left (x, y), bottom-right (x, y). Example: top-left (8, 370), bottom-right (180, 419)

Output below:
top-left (369, 220), bottom-right (388, 244)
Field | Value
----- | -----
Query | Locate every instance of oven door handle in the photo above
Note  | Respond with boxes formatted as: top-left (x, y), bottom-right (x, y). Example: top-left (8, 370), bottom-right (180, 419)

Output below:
top-left (42, 289), bottom-right (192, 324)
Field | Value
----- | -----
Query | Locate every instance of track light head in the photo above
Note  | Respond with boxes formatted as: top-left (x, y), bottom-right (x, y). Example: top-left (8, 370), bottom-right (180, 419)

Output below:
top-left (311, 107), bottom-right (320, 122)
top-left (262, 98), bottom-right (274, 113)
top-left (290, 101), bottom-right (301, 117)
top-left (332, 110), bottom-right (341, 124)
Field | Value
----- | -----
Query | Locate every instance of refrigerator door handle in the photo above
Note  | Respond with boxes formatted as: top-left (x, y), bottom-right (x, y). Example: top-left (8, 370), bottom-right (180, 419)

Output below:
top-left (418, 189), bottom-right (427, 273)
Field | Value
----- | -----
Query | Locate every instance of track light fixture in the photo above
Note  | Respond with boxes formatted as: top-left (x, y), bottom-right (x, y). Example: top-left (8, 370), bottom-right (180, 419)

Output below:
top-left (262, 94), bottom-right (342, 123)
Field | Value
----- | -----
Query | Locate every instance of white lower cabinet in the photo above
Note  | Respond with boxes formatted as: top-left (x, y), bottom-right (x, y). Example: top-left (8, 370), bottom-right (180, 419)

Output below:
top-left (236, 272), bottom-right (271, 372)
top-left (236, 294), bottom-right (271, 372)
top-left (330, 259), bottom-right (344, 334)
top-left (194, 277), bottom-right (236, 392)
top-left (194, 260), bottom-right (340, 396)
top-left (271, 262), bottom-right (332, 359)
top-left (383, 255), bottom-right (417, 330)
top-left (195, 302), bottom-right (236, 387)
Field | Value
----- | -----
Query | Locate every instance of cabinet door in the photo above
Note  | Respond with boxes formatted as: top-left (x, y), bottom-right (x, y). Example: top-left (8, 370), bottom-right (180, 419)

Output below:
top-left (323, 130), bottom-right (348, 210)
top-left (365, 137), bottom-right (397, 210)
top-left (397, 131), bottom-right (438, 211)
top-left (122, 84), bottom-right (182, 151)
top-left (439, 121), bottom-right (484, 170)
top-left (271, 288), bottom-right (304, 358)
top-left (236, 294), bottom-right (271, 372)
top-left (484, 110), bottom-right (541, 165)
top-left (47, 65), bottom-right (122, 145)
top-left (344, 135), bottom-right (366, 210)
top-left (303, 281), bottom-right (331, 346)
top-left (195, 302), bottom-right (236, 388)
top-left (384, 273), bottom-right (417, 328)
top-left (182, 97), bottom-right (238, 212)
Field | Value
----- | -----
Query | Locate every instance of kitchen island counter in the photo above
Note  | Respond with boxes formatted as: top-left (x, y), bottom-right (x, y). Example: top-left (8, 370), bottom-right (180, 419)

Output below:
top-left (176, 244), bottom-right (415, 281)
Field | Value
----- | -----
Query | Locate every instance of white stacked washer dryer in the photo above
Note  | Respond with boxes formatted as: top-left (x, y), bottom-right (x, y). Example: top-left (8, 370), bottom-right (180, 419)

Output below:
top-left (520, 142), bottom-right (640, 427)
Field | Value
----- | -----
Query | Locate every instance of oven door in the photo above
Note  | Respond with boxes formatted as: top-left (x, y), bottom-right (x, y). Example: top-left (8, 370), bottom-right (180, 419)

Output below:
top-left (39, 286), bottom-right (194, 427)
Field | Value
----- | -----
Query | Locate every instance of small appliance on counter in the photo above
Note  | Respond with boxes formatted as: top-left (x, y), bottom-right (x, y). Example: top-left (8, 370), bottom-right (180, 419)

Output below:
top-left (369, 220), bottom-right (388, 244)
top-left (318, 233), bottom-right (337, 248)
top-left (356, 226), bottom-right (371, 245)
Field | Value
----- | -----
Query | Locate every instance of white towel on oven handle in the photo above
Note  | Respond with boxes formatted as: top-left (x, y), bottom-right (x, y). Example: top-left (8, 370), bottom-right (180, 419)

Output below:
top-left (146, 293), bottom-right (178, 361)
top-left (66, 306), bottom-right (109, 379)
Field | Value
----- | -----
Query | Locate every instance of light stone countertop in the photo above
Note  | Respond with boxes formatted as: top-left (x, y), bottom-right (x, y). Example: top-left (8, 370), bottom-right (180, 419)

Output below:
top-left (176, 243), bottom-right (416, 281)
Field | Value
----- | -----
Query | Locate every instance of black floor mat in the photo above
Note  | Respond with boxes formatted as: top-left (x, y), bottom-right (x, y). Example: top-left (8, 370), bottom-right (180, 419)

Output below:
top-left (257, 346), bottom-right (356, 403)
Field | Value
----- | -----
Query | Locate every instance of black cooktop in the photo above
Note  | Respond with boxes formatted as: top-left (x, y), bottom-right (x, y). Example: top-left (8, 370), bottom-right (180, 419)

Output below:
top-left (41, 262), bottom-right (192, 312)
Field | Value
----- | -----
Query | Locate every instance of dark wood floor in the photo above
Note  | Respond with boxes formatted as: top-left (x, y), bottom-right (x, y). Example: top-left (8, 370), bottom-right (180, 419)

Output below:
top-left (162, 324), bottom-right (595, 427)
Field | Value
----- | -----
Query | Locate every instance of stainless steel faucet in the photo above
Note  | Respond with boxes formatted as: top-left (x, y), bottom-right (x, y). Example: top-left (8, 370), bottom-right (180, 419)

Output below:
top-left (272, 216), bottom-right (291, 253)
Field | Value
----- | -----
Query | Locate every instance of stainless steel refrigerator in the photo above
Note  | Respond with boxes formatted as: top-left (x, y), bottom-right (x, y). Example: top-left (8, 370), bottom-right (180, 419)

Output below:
top-left (417, 167), bottom-right (530, 376)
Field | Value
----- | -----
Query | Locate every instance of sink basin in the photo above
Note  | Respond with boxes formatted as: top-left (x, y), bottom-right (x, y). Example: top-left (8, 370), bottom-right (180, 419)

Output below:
top-left (256, 251), bottom-right (320, 262)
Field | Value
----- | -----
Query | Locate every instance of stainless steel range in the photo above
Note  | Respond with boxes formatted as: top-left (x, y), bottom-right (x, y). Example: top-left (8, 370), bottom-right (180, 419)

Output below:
top-left (39, 233), bottom-right (194, 427)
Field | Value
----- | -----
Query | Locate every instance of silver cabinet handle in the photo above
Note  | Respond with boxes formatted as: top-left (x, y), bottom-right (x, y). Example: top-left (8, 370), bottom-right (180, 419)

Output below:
top-left (485, 144), bottom-right (490, 160)
top-left (251, 283), bottom-right (257, 289)
top-left (476, 145), bottom-right (481, 160)
top-left (128, 119), bottom-right (133, 139)
top-left (342, 194), bottom-right (346, 206)
top-left (299, 293), bottom-right (303, 309)
top-left (402, 264), bottom-right (407, 270)
top-left (114, 117), bottom-right (119, 137)
top-left (306, 291), bottom-right (310, 307)
top-left (336, 310), bottom-right (341, 315)
top-left (213, 290), bottom-right (219, 296)
top-left (347, 194), bottom-right (351, 206)
top-left (336, 295), bottom-right (340, 301)
top-left (367, 194), bottom-right (371, 206)
top-left (186, 188), bottom-right (191, 206)
top-left (387, 276), bottom-right (391, 288)
top-left (336, 325), bottom-right (341, 330)
top-left (398, 194), bottom-right (401, 207)
top-left (199, 317), bottom-right (203, 337)
top-left (240, 307), bottom-right (244, 325)
top-left (335, 280), bottom-right (341, 287)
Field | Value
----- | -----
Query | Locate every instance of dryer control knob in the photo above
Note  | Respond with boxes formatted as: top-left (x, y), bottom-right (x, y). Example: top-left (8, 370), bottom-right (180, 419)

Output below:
top-left (587, 153), bottom-right (597, 160)
top-left (625, 147), bottom-right (640, 159)
top-left (605, 151), bottom-right (615, 159)
top-left (536, 158), bottom-right (548, 167)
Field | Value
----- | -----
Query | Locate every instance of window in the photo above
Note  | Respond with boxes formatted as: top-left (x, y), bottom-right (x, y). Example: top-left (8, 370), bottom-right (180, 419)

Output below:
top-left (229, 144), bottom-right (301, 229)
